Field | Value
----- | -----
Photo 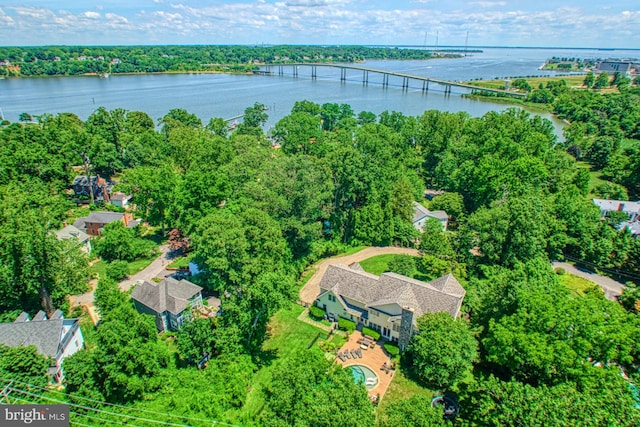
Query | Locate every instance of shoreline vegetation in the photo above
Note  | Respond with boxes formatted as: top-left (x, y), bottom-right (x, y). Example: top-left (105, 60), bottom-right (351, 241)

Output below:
top-left (0, 45), bottom-right (464, 79)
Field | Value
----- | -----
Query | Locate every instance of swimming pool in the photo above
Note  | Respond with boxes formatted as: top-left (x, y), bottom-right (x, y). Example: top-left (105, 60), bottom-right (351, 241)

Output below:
top-left (349, 365), bottom-right (379, 389)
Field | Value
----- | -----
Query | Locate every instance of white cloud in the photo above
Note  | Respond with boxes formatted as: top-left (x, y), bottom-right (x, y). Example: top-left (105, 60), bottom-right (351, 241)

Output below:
top-left (83, 11), bottom-right (100, 19)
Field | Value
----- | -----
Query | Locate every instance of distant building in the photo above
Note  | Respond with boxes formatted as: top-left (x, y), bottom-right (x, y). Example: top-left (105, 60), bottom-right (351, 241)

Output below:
top-left (110, 192), bottom-right (132, 208)
top-left (73, 211), bottom-right (139, 236)
top-left (131, 278), bottom-right (205, 332)
top-left (597, 60), bottom-right (632, 74)
top-left (0, 310), bottom-right (84, 383)
top-left (593, 198), bottom-right (640, 237)
top-left (72, 175), bottom-right (113, 201)
top-left (413, 201), bottom-right (448, 232)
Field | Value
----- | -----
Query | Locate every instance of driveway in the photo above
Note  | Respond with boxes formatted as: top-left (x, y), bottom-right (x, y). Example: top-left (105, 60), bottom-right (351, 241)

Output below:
top-left (70, 244), bottom-right (175, 315)
top-left (299, 246), bottom-right (420, 305)
top-left (119, 244), bottom-right (174, 291)
top-left (552, 261), bottom-right (627, 301)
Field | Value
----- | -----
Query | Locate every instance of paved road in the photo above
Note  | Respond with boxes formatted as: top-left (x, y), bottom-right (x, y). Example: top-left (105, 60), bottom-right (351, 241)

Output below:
top-left (119, 244), bottom-right (174, 291)
top-left (299, 246), bottom-right (420, 305)
top-left (552, 261), bottom-right (627, 301)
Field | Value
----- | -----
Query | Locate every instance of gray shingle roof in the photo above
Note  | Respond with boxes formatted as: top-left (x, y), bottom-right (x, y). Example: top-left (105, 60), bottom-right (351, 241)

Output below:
top-left (131, 277), bottom-right (202, 315)
top-left (54, 225), bottom-right (89, 243)
top-left (318, 264), bottom-right (465, 318)
top-left (413, 201), bottom-right (448, 223)
top-left (83, 212), bottom-right (125, 224)
top-left (0, 314), bottom-right (78, 359)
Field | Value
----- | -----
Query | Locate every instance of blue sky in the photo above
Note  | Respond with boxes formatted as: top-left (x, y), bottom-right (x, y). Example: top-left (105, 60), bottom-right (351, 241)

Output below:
top-left (1, 1), bottom-right (638, 48)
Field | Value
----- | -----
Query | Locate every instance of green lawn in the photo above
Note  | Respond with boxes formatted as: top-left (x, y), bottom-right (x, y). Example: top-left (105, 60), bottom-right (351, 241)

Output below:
top-left (241, 304), bottom-right (331, 420)
top-left (89, 256), bottom-right (155, 280)
top-left (559, 273), bottom-right (598, 297)
top-left (576, 161), bottom-right (618, 198)
top-left (377, 365), bottom-right (434, 414)
top-left (167, 253), bottom-right (193, 269)
top-left (359, 254), bottom-right (422, 277)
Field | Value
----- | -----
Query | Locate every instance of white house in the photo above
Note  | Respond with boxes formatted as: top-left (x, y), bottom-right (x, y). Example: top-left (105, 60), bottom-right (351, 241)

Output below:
top-left (413, 201), bottom-right (448, 232)
top-left (0, 310), bottom-right (84, 383)
top-left (316, 263), bottom-right (465, 351)
top-left (593, 198), bottom-right (640, 237)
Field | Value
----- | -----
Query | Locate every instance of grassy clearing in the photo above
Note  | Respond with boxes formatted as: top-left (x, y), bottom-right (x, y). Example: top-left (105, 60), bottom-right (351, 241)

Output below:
top-left (576, 161), bottom-right (614, 197)
top-left (466, 75), bottom-right (587, 90)
top-left (167, 253), bottom-right (193, 269)
top-left (359, 254), bottom-right (421, 276)
top-left (377, 366), bottom-right (434, 414)
top-left (241, 304), bottom-right (330, 419)
top-left (88, 256), bottom-right (155, 279)
top-left (559, 273), bottom-right (598, 297)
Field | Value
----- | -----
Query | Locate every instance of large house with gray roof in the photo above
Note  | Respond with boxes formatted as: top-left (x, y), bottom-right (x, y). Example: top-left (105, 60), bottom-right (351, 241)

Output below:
top-left (316, 263), bottom-right (465, 351)
top-left (131, 277), bottom-right (204, 332)
top-left (73, 211), bottom-right (140, 236)
top-left (0, 310), bottom-right (84, 383)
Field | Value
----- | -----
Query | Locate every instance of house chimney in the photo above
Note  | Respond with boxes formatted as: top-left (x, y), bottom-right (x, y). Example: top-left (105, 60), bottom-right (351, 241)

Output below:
top-left (398, 306), bottom-right (415, 353)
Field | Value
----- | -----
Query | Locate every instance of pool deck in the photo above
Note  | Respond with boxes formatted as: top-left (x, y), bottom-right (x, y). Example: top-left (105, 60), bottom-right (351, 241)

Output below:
top-left (335, 331), bottom-right (395, 402)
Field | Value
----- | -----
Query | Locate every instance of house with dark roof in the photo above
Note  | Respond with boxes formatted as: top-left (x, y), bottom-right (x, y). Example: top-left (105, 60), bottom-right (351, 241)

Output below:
top-left (131, 277), bottom-right (204, 332)
top-left (316, 263), bottom-right (465, 351)
top-left (54, 224), bottom-right (91, 253)
top-left (72, 175), bottom-right (113, 201)
top-left (73, 211), bottom-right (140, 236)
top-left (413, 201), bottom-right (448, 232)
top-left (0, 310), bottom-right (84, 383)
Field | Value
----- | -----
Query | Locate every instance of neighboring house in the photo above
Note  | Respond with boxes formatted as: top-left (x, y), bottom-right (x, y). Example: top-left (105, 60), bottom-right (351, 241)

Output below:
top-left (413, 201), bottom-right (448, 232)
top-left (316, 263), bottom-right (465, 351)
top-left (72, 175), bottom-right (113, 201)
top-left (73, 211), bottom-right (139, 236)
top-left (0, 310), bottom-right (84, 383)
top-left (54, 224), bottom-right (91, 253)
top-left (131, 277), bottom-right (204, 332)
top-left (593, 198), bottom-right (640, 237)
top-left (110, 192), bottom-right (132, 208)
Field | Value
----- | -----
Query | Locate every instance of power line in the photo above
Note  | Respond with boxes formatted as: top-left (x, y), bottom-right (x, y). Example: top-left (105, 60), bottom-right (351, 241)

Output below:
top-left (4, 385), bottom-right (213, 427)
top-left (9, 395), bottom-right (141, 427)
top-left (0, 376), bottom-right (242, 427)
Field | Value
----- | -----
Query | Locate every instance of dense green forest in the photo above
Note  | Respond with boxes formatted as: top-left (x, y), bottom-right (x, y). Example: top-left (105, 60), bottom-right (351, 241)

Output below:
top-left (1, 79), bottom-right (640, 425)
top-left (0, 45), bottom-right (443, 77)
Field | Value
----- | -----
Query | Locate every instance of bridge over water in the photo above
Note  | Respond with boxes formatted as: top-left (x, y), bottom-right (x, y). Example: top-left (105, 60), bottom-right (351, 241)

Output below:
top-left (258, 63), bottom-right (526, 99)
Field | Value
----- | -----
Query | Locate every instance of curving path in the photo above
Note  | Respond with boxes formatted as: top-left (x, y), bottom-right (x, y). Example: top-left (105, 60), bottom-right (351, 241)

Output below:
top-left (299, 246), bottom-right (420, 305)
top-left (552, 261), bottom-right (627, 301)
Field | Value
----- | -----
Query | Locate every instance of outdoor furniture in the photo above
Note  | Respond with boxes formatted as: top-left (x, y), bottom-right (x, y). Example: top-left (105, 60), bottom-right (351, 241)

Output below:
top-left (345, 351), bottom-right (351, 359)
top-left (356, 348), bottom-right (363, 358)
top-left (360, 344), bottom-right (368, 350)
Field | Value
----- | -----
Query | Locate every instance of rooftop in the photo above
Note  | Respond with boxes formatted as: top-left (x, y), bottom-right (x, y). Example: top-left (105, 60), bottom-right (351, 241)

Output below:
top-left (319, 264), bottom-right (465, 319)
top-left (131, 277), bottom-right (202, 315)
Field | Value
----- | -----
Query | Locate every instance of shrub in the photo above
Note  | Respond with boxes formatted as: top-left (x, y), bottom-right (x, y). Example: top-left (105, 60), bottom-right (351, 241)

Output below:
top-left (554, 267), bottom-right (566, 275)
top-left (338, 317), bottom-right (356, 333)
top-left (362, 327), bottom-right (381, 341)
top-left (309, 305), bottom-right (326, 321)
top-left (384, 342), bottom-right (400, 358)
top-left (105, 260), bottom-right (128, 280)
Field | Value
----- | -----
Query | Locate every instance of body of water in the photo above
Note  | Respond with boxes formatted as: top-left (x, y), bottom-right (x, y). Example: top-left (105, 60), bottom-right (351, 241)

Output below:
top-left (1, 47), bottom-right (638, 135)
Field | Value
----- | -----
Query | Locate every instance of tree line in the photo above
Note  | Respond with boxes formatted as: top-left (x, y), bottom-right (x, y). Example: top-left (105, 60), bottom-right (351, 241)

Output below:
top-left (0, 45), bottom-right (438, 78)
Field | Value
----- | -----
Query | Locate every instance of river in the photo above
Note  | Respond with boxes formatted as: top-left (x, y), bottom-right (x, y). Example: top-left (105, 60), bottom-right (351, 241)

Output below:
top-left (1, 47), bottom-right (638, 137)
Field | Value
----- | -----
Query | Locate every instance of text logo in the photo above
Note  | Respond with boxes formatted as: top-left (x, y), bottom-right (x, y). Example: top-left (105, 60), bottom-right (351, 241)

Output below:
top-left (1, 405), bottom-right (69, 426)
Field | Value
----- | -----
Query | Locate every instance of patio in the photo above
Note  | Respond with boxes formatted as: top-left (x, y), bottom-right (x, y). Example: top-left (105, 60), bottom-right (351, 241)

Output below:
top-left (334, 331), bottom-right (396, 403)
